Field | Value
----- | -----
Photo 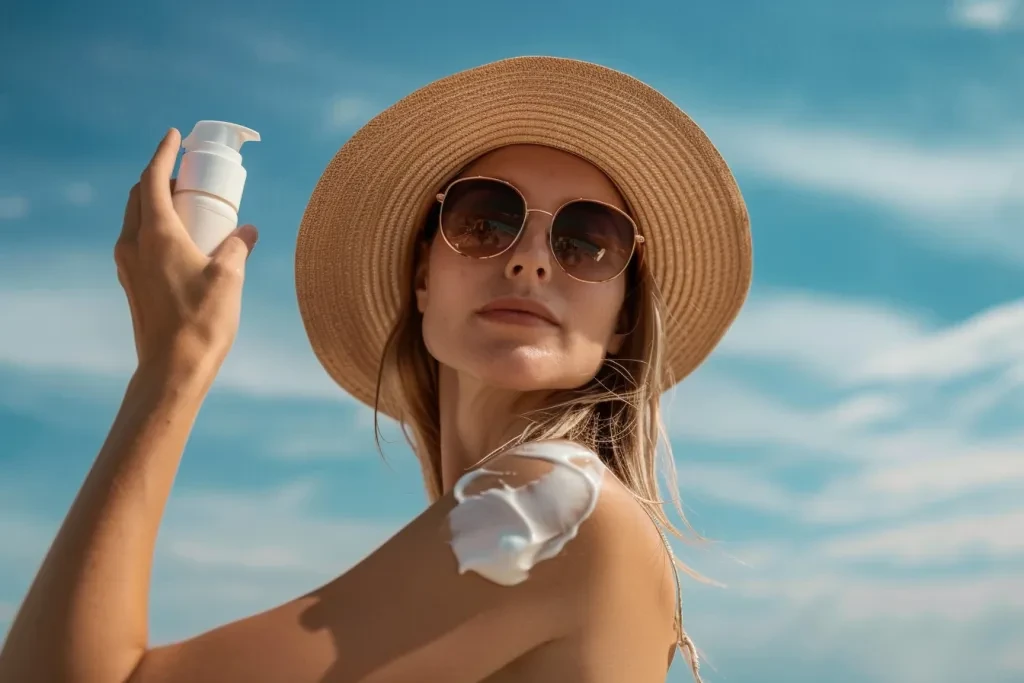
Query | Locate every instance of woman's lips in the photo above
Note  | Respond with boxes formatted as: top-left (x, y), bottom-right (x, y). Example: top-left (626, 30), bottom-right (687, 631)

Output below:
top-left (476, 297), bottom-right (560, 327)
top-left (476, 308), bottom-right (558, 327)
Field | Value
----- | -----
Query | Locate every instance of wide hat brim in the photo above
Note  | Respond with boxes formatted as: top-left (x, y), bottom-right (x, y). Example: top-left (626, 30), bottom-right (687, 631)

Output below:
top-left (295, 56), bottom-right (752, 417)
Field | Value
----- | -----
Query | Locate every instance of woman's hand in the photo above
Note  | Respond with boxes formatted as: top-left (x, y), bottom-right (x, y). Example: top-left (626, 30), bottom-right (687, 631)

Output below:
top-left (115, 128), bottom-right (258, 375)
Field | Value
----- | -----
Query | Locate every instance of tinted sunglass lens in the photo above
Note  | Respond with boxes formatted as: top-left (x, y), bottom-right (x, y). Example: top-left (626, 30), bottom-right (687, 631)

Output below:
top-left (440, 179), bottom-right (525, 258)
top-left (551, 201), bottom-right (636, 282)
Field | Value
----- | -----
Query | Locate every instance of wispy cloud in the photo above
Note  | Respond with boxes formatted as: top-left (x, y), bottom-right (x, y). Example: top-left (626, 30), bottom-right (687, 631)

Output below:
top-left (664, 282), bottom-right (1024, 679)
top-left (683, 534), bottom-right (1024, 683)
top-left (0, 196), bottom-right (29, 220)
top-left (714, 289), bottom-right (929, 386)
top-left (0, 249), bottom-right (345, 402)
top-left (682, 449), bottom-right (1024, 525)
top-left (671, 289), bottom-right (1024, 529)
top-left (717, 289), bottom-right (1024, 387)
top-left (326, 95), bottom-right (378, 130)
top-left (682, 499), bottom-right (1024, 680)
top-left (819, 509), bottom-right (1024, 564)
top-left (860, 299), bottom-right (1024, 385)
top-left (951, 0), bottom-right (1020, 29)
top-left (709, 119), bottom-right (1024, 263)
top-left (63, 181), bottom-right (95, 206)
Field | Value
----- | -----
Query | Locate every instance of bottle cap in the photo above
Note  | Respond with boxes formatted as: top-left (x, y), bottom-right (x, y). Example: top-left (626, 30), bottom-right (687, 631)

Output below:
top-left (175, 121), bottom-right (260, 210)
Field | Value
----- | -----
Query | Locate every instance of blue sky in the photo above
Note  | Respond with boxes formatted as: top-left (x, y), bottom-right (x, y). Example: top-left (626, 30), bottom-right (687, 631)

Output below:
top-left (1, 1), bottom-right (1022, 681)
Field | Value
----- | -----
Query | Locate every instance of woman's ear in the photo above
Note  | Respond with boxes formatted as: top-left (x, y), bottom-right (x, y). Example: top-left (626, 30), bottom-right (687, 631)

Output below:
top-left (413, 241), bottom-right (431, 314)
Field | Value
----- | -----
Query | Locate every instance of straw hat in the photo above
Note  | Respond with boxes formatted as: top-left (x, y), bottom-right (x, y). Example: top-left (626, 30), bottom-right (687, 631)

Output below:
top-left (295, 56), bottom-right (752, 415)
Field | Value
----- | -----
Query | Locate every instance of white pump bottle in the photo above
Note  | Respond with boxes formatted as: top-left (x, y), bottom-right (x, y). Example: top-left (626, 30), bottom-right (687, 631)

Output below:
top-left (172, 120), bottom-right (261, 255)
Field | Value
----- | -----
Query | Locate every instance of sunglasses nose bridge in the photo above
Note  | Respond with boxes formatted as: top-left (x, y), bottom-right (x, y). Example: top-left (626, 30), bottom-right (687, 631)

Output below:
top-left (503, 208), bottom-right (556, 278)
top-left (523, 207), bottom-right (554, 234)
top-left (520, 207), bottom-right (556, 245)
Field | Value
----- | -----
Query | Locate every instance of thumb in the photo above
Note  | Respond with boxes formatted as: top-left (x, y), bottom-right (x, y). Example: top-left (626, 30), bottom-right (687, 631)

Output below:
top-left (210, 224), bottom-right (259, 273)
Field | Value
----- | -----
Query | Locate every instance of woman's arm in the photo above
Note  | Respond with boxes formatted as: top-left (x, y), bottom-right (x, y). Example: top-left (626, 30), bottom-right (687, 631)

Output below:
top-left (0, 360), bottom-right (217, 683)
top-left (0, 128), bottom-right (258, 683)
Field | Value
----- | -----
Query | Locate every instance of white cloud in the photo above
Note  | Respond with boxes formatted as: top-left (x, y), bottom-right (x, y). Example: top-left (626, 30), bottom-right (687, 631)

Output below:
top-left (672, 289), bottom-right (1024, 527)
top-left (233, 29), bottom-right (302, 65)
top-left (680, 462), bottom-right (796, 515)
top-left (709, 118), bottom-right (1024, 263)
top-left (860, 298), bottom-right (1024, 384)
top-left (716, 289), bottom-right (930, 385)
top-left (820, 509), bottom-right (1024, 564)
top-left (669, 369), bottom-right (995, 466)
top-left (720, 121), bottom-right (1022, 219)
top-left (824, 392), bottom-right (907, 428)
top-left (0, 196), bottom-right (29, 220)
top-left (730, 569), bottom-right (1024, 624)
top-left (0, 249), bottom-right (346, 402)
top-left (804, 450), bottom-right (1024, 523)
top-left (683, 540), bottom-right (1024, 682)
top-left (680, 448), bottom-right (1024, 526)
top-left (0, 286), bottom-right (343, 401)
top-left (717, 288), bottom-right (1024, 388)
top-left (726, 575), bottom-right (1024, 683)
top-left (63, 181), bottom-right (95, 206)
top-left (327, 95), bottom-right (377, 129)
top-left (951, 0), bottom-right (1019, 29)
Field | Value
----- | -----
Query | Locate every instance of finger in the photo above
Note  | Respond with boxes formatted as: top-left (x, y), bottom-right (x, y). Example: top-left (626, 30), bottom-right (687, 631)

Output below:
top-left (209, 224), bottom-right (259, 274)
top-left (117, 183), bottom-right (142, 244)
top-left (140, 128), bottom-right (181, 228)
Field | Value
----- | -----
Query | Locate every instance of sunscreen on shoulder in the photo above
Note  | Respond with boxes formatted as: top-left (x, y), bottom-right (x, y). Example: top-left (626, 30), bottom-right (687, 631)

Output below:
top-left (448, 441), bottom-right (605, 586)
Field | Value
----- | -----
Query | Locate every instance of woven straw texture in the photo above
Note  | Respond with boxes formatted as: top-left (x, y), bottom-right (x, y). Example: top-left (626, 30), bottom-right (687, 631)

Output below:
top-left (295, 56), bottom-right (752, 415)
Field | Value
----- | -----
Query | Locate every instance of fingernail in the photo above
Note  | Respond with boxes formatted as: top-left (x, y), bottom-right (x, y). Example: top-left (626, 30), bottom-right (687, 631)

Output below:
top-left (240, 224), bottom-right (259, 243)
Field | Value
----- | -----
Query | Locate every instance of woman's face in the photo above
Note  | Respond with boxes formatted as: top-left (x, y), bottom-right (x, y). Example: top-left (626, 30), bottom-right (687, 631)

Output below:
top-left (415, 144), bottom-right (631, 392)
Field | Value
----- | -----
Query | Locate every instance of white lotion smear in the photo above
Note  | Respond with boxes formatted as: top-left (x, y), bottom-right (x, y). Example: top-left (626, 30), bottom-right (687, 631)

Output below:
top-left (449, 440), bottom-right (605, 586)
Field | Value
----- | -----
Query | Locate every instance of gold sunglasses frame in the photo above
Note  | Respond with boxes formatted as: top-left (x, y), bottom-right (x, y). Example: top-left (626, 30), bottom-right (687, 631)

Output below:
top-left (435, 175), bottom-right (645, 284)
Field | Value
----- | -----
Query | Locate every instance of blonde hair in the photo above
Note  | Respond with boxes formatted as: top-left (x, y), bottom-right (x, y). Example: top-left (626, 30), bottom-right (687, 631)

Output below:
top-left (373, 200), bottom-right (705, 680)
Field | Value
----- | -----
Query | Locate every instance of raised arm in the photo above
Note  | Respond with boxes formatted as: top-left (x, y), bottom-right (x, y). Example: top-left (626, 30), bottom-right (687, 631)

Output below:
top-left (0, 128), bottom-right (258, 683)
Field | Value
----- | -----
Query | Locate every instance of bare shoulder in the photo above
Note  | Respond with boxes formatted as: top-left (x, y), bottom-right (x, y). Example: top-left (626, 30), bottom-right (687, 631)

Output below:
top-left (451, 439), bottom-right (618, 588)
top-left (486, 439), bottom-right (679, 594)
top-left (489, 440), bottom-right (682, 665)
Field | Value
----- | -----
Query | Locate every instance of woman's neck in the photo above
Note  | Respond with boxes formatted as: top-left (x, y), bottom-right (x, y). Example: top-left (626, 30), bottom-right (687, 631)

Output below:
top-left (436, 366), bottom-right (552, 494)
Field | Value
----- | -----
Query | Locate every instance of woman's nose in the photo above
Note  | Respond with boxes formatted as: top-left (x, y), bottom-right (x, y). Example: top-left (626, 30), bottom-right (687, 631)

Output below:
top-left (504, 210), bottom-right (553, 282)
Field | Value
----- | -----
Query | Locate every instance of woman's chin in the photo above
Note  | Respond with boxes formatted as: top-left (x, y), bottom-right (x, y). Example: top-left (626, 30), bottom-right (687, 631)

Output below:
top-left (465, 351), bottom-right (595, 392)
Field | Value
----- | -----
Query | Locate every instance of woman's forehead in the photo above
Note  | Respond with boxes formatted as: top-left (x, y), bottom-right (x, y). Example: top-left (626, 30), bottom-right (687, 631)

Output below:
top-left (459, 145), bottom-right (627, 211)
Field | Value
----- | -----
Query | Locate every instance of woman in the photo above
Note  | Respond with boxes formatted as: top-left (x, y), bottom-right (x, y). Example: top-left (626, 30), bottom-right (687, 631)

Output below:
top-left (0, 57), bottom-right (750, 682)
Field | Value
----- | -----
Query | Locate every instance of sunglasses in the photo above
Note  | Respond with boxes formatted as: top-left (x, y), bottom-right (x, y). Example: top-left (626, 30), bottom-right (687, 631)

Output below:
top-left (435, 176), bottom-right (644, 283)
